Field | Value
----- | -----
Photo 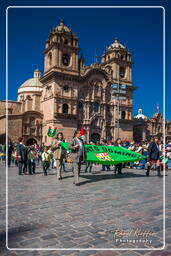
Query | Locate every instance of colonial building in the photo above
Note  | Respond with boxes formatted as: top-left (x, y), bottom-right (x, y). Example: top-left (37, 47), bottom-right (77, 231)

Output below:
top-left (0, 19), bottom-right (136, 145)
top-left (133, 109), bottom-right (171, 142)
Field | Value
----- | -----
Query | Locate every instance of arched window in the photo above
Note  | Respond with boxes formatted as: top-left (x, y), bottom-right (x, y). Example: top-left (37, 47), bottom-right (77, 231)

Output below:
top-left (26, 95), bottom-right (31, 100)
top-left (62, 104), bottom-right (69, 114)
top-left (78, 101), bottom-right (83, 109)
top-left (48, 52), bottom-right (52, 66)
top-left (106, 105), bottom-right (110, 112)
top-left (63, 85), bottom-right (69, 92)
top-left (121, 111), bottom-right (126, 119)
top-left (64, 39), bottom-right (68, 45)
top-left (119, 66), bottom-right (125, 78)
top-left (93, 102), bottom-right (99, 112)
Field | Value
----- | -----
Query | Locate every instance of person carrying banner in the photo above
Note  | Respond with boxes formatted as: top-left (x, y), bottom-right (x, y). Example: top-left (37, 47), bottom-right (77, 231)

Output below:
top-left (101, 139), bottom-right (110, 172)
top-left (114, 138), bottom-right (123, 174)
top-left (146, 136), bottom-right (161, 177)
top-left (69, 129), bottom-right (85, 186)
top-left (51, 132), bottom-right (66, 180)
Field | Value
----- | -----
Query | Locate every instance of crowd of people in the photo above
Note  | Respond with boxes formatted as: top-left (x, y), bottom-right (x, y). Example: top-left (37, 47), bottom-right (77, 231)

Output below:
top-left (0, 131), bottom-right (171, 185)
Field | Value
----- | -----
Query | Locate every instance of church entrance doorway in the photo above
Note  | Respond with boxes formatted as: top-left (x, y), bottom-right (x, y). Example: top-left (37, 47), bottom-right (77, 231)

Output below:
top-left (26, 138), bottom-right (37, 146)
top-left (91, 133), bottom-right (100, 144)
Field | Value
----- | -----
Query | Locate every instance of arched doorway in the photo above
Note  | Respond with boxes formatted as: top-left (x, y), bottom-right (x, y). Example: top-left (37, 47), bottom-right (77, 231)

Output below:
top-left (26, 138), bottom-right (37, 146)
top-left (91, 133), bottom-right (100, 144)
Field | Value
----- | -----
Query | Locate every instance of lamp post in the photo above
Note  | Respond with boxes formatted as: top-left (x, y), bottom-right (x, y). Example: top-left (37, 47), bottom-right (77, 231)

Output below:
top-left (117, 64), bottom-right (120, 138)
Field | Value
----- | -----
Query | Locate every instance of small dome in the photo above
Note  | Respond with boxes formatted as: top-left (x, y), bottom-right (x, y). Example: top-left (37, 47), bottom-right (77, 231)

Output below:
top-left (108, 38), bottom-right (126, 50)
top-left (134, 109), bottom-right (147, 120)
top-left (18, 70), bottom-right (43, 94)
top-left (55, 19), bottom-right (71, 33)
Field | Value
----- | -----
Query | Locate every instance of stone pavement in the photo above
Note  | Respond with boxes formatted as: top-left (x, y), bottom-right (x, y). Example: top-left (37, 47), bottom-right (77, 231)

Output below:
top-left (0, 162), bottom-right (171, 256)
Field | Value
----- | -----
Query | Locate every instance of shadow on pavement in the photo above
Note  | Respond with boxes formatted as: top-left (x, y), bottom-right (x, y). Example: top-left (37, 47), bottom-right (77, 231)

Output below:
top-left (78, 172), bottom-right (148, 186)
top-left (0, 224), bottom-right (38, 251)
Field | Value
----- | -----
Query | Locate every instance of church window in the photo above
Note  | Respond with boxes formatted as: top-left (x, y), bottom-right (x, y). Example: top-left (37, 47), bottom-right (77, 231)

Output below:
top-left (62, 104), bottom-right (69, 114)
top-left (63, 85), bottom-right (69, 92)
top-left (78, 102), bottom-right (83, 109)
top-left (120, 55), bottom-right (124, 60)
top-left (48, 52), bottom-right (52, 66)
top-left (62, 53), bottom-right (70, 66)
top-left (64, 39), bottom-right (68, 45)
top-left (93, 102), bottom-right (99, 112)
top-left (121, 111), bottom-right (126, 119)
top-left (106, 105), bottom-right (110, 112)
top-left (26, 95), bottom-right (31, 100)
top-left (119, 66), bottom-right (125, 78)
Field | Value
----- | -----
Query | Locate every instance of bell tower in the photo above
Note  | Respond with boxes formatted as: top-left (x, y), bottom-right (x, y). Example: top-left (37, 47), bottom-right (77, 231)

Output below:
top-left (101, 38), bottom-right (132, 84)
top-left (44, 19), bottom-right (80, 76)
top-left (41, 20), bottom-right (80, 144)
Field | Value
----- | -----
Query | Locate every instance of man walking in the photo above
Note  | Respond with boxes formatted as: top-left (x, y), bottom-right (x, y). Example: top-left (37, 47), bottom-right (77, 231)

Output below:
top-left (146, 136), bottom-right (161, 177)
top-left (69, 129), bottom-right (85, 186)
top-left (16, 137), bottom-right (27, 175)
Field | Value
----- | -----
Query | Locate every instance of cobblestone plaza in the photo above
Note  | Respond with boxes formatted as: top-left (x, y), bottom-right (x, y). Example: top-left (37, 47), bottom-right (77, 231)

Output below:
top-left (1, 163), bottom-right (171, 256)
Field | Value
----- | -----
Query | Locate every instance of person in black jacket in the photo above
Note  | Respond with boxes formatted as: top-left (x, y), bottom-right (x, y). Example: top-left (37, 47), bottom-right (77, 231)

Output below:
top-left (7, 139), bottom-right (14, 167)
top-left (146, 136), bottom-right (161, 177)
top-left (16, 137), bottom-right (27, 175)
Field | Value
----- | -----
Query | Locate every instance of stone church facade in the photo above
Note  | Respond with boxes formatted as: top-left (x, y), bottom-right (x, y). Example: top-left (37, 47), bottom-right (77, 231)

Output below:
top-left (0, 20), bottom-right (136, 145)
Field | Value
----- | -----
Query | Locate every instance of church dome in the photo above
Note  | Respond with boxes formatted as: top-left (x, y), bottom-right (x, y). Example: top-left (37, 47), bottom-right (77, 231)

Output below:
top-left (134, 109), bottom-right (147, 120)
top-left (54, 19), bottom-right (71, 33)
top-left (108, 38), bottom-right (126, 50)
top-left (18, 69), bottom-right (43, 94)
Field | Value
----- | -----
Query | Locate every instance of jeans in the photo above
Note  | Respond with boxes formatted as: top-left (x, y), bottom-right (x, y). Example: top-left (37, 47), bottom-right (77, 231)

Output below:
top-left (28, 159), bottom-right (36, 174)
top-left (114, 163), bottom-right (122, 174)
top-left (18, 161), bottom-right (27, 175)
top-left (43, 161), bottom-right (50, 175)
top-left (102, 165), bottom-right (110, 171)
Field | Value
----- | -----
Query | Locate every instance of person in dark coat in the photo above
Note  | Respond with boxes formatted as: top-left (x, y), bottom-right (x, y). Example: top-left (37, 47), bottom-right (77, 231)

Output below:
top-left (16, 137), bottom-right (27, 175)
top-left (146, 136), bottom-right (161, 177)
top-left (7, 139), bottom-right (14, 167)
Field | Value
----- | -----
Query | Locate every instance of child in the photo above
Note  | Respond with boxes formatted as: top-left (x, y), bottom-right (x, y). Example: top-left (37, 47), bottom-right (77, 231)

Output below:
top-left (41, 146), bottom-right (51, 176)
top-left (28, 146), bottom-right (36, 174)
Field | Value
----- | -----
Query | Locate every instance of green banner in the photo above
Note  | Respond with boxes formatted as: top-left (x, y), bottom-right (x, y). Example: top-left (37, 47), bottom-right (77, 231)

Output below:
top-left (60, 142), bottom-right (146, 165)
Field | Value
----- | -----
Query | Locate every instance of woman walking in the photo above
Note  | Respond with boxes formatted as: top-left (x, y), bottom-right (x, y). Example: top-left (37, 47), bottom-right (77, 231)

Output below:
top-left (69, 129), bottom-right (85, 186)
top-left (52, 132), bottom-right (66, 180)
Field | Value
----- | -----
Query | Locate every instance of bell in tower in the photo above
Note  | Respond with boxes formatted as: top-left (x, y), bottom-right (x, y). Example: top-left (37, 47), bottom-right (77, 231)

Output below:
top-left (44, 19), bottom-right (80, 76)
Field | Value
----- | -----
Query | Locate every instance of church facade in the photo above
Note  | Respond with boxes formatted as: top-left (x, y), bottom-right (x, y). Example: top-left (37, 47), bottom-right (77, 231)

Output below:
top-left (0, 20), bottom-right (136, 145)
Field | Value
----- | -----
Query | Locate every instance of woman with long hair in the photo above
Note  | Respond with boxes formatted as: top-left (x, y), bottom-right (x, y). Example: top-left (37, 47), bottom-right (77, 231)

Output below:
top-left (51, 132), bottom-right (66, 180)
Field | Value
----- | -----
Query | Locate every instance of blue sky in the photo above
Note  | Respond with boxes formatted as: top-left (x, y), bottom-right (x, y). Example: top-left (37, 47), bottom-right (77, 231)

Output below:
top-left (0, 0), bottom-right (170, 119)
